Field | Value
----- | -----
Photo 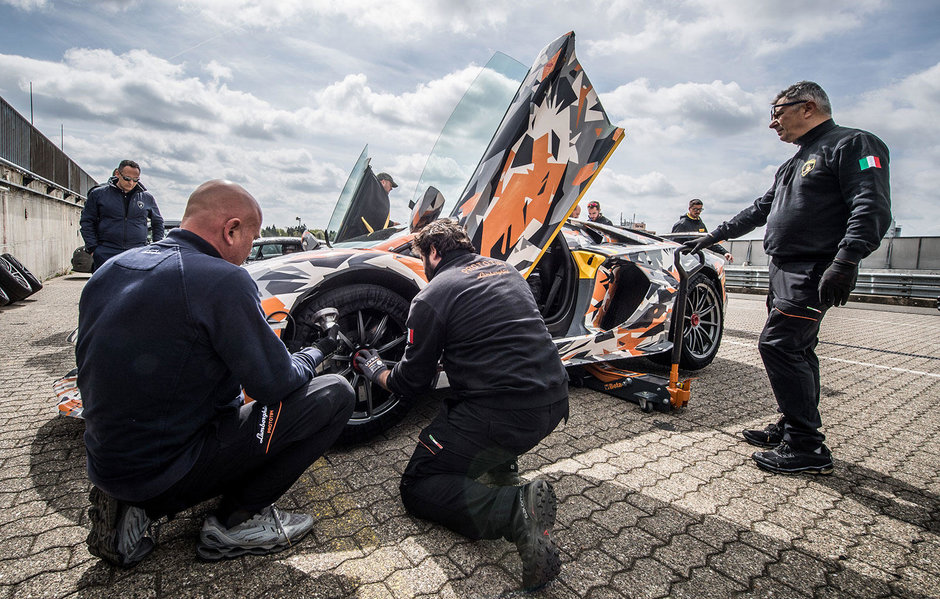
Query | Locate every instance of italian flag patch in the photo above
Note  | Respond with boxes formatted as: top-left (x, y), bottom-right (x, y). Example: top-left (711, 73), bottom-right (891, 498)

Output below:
top-left (859, 156), bottom-right (882, 170)
top-left (407, 328), bottom-right (414, 344)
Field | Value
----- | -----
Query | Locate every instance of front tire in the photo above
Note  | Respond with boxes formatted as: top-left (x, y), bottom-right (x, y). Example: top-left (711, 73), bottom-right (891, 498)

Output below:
top-left (290, 284), bottom-right (412, 444)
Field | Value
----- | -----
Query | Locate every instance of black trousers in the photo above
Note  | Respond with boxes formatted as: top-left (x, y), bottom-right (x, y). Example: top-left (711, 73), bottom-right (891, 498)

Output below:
top-left (399, 397), bottom-right (568, 540)
top-left (138, 374), bottom-right (354, 519)
top-left (758, 259), bottom-right (830, 451)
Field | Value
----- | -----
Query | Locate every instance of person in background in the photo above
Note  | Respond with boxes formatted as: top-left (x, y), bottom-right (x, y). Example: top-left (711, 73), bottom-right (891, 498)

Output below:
top-left (586, 200), bottom-right (612, 225)
top-left (377, 172), bottom-right (398, 195)
top-left (672, 199), bottom-right (734, 262)
top-left (80, 159), bottom-right (164, 271)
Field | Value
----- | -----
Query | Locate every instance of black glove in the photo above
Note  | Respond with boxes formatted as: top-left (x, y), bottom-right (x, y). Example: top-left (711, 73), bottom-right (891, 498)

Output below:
top-left (354, 348), bottom-right (388, 384)
top-left (681, 234), bottom-right (720, 254)
top-left (292, 346), bottom-right (322, 374)
top-left (819, 258), bottom-right (858, 307)
top-left (313, 335), bottom-right (339, 357)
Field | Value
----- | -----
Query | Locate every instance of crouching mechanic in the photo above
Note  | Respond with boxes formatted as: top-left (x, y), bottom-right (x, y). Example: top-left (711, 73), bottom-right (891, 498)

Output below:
top-left (77, 180), bottom-right (355, 566)
top-left (354, 220), bottom-right (569, 591)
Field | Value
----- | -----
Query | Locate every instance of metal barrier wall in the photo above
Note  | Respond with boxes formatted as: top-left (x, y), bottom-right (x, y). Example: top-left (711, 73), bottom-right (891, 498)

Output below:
top-left (724, 239), bottom-right (940, 302)
top-left (0, 96), bottom-right (97, 196)
top-left (725, 237), bottom-right (940, 271)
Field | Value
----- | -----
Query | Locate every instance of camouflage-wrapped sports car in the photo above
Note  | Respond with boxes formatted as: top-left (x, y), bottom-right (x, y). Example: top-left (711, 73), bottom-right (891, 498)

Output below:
top-left (246, 32), bottom-right (727, 443)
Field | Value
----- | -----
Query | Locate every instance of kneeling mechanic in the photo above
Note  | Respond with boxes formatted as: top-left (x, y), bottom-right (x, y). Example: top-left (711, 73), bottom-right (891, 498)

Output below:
top-left (355, 219), bottom-right (569, 591)
top-left (78, 180), bottom-right (355, 566)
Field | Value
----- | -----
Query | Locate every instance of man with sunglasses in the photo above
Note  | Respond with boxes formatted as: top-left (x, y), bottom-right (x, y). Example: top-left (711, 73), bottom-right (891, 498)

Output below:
top-left (684, 81), bottom-right (891, 475)
top-left (80, 159), bottom-right (165, 271)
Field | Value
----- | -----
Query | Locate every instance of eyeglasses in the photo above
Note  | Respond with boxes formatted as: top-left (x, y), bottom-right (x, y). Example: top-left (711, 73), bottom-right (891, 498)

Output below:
top-left (770, 100), bottom-right (807, 121)
top-left (120, 175), bottom-right (140, 182)
top-left (587, 202), bottom-right (599, 208)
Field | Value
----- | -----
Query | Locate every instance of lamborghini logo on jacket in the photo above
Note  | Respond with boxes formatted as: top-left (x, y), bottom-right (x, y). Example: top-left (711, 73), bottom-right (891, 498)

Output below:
top-left (801, 158), bottom-right (816, 177)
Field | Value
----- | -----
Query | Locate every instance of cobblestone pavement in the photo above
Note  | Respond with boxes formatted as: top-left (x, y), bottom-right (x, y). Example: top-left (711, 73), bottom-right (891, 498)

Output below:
top-left (1, 275), bottom-right (938, 598)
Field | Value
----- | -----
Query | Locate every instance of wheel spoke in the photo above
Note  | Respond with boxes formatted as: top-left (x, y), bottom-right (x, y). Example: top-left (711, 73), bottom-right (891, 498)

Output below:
top-left (356, 310), bottom-right (366, 344)
top-left (367, 314), bottom-right (391, 346)
top-left (376, 333), bottom-right (407, 355)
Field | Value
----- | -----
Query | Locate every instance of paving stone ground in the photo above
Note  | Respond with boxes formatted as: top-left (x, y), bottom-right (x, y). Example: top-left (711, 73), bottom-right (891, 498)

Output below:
top-left (1, 275), bottom-right (938, 598)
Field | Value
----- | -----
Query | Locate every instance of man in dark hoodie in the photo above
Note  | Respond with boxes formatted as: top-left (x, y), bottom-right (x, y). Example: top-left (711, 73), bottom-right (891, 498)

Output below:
top-left (354, 220), bottom-right (569, 591)
top-left (684, 81), bottom-right (891, 475)
top-left (80, 159), bottom-right (164, 271)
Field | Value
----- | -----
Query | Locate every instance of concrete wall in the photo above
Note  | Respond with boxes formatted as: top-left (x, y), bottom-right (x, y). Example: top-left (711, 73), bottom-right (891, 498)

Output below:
top-left (0, 163), bottom-right (85, 281)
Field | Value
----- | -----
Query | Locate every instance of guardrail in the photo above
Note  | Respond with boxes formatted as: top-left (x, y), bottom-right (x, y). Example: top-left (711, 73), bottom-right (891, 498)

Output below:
top-left (724, 267), bottom-right (940, 304)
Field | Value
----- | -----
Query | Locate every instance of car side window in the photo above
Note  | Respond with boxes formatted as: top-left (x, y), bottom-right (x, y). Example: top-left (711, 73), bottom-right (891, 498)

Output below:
top-left (260, 244), bottom-right (282, 258)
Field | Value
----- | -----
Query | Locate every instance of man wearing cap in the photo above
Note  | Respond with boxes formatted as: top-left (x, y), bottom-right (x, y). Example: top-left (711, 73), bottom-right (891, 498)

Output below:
top-left (376, 172), bottom-right (398, 195)
top-left (586, 201), bottom-right (612, 225)
top-left (672, 199), bottom-right (733, 262)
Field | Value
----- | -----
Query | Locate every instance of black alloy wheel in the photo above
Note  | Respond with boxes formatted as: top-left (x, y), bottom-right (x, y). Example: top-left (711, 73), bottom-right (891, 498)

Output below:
top-left (291, 284), bottom-right (412, 444)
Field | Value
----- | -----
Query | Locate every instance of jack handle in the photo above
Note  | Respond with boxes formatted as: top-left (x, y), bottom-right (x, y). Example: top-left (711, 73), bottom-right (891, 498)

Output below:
top-left (668, 249), bottom-right (705, 408)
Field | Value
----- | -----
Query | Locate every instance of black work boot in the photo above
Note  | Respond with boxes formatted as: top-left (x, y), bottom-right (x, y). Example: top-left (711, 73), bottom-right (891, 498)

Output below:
top-left (741, 419), bottom-right (785, 448)
top-left (510, 479), bottom-right (560, 591)
top-left (478, 458), bottom-right (525, 487)
top-left (86, 486), bottom-right (154, 567)
top-left (752, 442), bottom-right (834, 475)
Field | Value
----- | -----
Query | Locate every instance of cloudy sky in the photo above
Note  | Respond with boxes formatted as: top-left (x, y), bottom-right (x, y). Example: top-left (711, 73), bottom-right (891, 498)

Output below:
top-left (1, 0), bottom-right (938, 237)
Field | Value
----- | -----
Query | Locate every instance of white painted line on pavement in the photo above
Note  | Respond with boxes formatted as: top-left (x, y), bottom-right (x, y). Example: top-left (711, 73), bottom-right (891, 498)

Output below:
top-left (723, 340), bottom-right (940, 378)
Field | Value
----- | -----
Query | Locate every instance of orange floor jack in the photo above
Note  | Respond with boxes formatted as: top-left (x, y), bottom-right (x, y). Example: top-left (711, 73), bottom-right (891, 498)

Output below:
top-left (578, 250), bottom-right (703, 413)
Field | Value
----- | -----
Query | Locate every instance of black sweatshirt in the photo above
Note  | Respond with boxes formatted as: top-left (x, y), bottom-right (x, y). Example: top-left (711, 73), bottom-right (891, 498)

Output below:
top-left (713, 119), bottom-right (891, 263)
top-left (387, 250), bottom-right (568, 409)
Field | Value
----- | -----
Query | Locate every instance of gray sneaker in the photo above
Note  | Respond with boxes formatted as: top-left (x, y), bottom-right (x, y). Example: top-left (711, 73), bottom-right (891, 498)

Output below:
top-left (86, 486), bottom-right (154, 567)
top-left (197, 505), bottom-right (314, 561)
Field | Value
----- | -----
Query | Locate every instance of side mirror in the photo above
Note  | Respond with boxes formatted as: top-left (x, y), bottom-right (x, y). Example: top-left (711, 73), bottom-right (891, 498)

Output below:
top-left (410, 186), bottom-right (446, 232)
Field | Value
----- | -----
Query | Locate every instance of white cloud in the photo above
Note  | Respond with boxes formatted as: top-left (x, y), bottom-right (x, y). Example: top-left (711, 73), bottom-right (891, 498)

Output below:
top-left (588, 0), bottom-right (884, 57)
top-left (178, 0), bottom-right (513, 37)
top-left (602, 78), bottom-right (762, 142)
top-left (0, 0), bottom-right (48, 9)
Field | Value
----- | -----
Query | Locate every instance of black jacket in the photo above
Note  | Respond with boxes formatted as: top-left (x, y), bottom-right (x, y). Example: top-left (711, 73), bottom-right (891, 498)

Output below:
top-left (77, 229), bottom-right (317, 502)
top-left (713, 119), bottom-right (891, 263)
top-left (80, 177), bottom-right (164, 253)
top-left (671, 214), bottom-right (729, 255)
top-left (386, 250), bottom-right (568, 409)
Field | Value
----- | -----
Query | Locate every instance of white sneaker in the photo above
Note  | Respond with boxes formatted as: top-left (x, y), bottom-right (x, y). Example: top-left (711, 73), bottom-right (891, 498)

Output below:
top-left (197, 505), bottom-right (314, 561)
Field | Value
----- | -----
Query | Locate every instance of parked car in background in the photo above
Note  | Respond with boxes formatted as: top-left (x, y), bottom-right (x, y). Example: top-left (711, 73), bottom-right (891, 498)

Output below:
top-left (245, 237), bottom-right (304, 263)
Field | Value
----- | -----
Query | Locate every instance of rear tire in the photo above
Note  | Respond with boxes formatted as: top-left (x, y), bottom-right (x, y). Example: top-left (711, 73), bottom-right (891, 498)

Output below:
top-left (0, 256), bottom-right (34, 302)
top-left (1, 254), bottom-right (42, 292)
top-left (651, 272), bottom-right (723, 370)
top-left (290, 284), bottom-right (412, 444)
